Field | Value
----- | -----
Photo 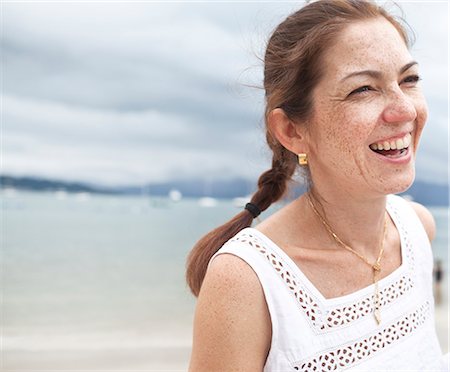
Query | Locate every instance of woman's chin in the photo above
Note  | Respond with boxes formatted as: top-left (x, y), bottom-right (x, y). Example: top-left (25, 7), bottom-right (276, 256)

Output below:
top-left (378, 169), bottom-right (416, 195)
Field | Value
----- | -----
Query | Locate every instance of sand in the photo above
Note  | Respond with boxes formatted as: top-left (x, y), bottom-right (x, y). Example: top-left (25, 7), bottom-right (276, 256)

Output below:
top-left (2, 347), bottom-right (191, 371)
top-left (435, 304), bottom-right (449, 354)
top-left (3, 304), bottom-right (448, 371)
top-left (3, 312), bottom-right (447, 372)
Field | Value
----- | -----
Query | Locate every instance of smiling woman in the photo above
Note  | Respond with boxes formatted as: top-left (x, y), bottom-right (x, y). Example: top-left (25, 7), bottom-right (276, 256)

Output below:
top-left (186, 0), bottom-right (447, 371)
top-left (293, 16), bottom-right (428, 198)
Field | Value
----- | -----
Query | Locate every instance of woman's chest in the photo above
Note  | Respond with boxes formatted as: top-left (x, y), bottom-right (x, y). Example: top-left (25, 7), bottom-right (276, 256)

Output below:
top-left (284, 237), bottom-right (402, 299)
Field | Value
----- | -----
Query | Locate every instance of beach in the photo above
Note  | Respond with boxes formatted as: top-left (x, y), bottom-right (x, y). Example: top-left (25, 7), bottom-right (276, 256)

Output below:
top-left (2, 190), bottom-right (448, 370)
top-left (435, 297), bottom-right (449, 354)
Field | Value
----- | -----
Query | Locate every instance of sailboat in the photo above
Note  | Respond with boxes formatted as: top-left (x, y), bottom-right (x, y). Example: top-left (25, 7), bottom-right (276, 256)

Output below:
top-left (168, 189), bottom-right (183, 202)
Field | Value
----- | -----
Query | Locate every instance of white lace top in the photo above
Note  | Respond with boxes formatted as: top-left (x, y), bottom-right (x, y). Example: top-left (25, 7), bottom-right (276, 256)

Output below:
top-left (210, 195), bottom-right (447, 371)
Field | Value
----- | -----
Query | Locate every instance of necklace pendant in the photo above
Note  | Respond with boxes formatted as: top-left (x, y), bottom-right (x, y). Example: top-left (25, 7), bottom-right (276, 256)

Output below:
top-left (373, 262), bottom-right (381, 272)
top-left (374, 308), bottom-right (381, 325)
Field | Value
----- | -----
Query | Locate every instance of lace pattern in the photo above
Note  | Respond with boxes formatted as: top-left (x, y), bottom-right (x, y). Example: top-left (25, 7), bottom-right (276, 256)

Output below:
top-left (293, 301), bottom-right (431, 371)
top-left (321, 276), bottom-right (413, 330)
top-left (228, 234), bottom-right (322, 326)
top-left (227, 201), bottom-right (414, 332)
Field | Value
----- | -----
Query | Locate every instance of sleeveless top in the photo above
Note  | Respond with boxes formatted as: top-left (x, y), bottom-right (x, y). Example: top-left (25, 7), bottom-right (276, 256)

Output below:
top-left (210, 195), bottom-right (447, 371)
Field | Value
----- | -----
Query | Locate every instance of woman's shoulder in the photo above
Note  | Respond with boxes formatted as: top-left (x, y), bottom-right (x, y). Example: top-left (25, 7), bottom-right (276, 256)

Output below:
top-left (388, 194), bottom-right (436, 243)
top-left (190, 251), bottom-right (271, 371)
top-left (408, 200), bottom-right (436, 242)
top-left (205, 251), bottom-right (263, 295)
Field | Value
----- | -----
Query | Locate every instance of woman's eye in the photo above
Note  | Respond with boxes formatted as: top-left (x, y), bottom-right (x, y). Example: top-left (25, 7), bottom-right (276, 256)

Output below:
top-left (349, 85), bottom-right (372, 96)
top-left (402, 74), bottom-right (421, 84)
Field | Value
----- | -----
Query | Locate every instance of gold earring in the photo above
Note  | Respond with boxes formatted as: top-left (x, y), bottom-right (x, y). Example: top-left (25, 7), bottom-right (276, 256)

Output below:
top-left (298, 153), bottom-right (308, 165)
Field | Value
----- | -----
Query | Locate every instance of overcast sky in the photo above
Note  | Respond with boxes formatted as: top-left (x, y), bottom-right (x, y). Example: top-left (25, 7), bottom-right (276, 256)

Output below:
top-left (2, 1), bottom-right (448, 187)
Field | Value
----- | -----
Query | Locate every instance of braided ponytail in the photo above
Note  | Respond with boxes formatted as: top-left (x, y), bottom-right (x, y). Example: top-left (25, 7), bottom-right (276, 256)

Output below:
top-left (186, 146), bottom-right (296, 296)
top-left (186, 0), bottom-right (411, 296)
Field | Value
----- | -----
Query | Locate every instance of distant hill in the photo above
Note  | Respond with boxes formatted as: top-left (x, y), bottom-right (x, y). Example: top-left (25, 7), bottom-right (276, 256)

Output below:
top-left (0, 175), bottom-right (117, 194)
top-left (123, 178), bottom-right (256, 199)
top-left (1, 174), bottom-right (448, 206)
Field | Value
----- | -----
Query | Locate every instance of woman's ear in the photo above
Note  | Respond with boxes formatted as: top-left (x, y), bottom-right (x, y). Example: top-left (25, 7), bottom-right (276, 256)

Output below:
top-left (267, 108), bottom-right (308, 154)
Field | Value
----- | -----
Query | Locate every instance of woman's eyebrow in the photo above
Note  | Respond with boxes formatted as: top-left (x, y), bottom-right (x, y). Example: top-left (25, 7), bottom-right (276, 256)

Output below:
top-left (400, 61), bottom-right (419, 74)
top-left (339, 61), bottom-right (419, 82)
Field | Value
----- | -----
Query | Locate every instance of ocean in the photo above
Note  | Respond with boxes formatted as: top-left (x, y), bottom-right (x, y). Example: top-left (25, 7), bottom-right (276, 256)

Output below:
top-left (2, 190), bottom-right (448, 370)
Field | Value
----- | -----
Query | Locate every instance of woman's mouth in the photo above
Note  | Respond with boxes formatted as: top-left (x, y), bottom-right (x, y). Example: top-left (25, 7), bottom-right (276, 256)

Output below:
top-left (369, 132), bottom-right (411, 159)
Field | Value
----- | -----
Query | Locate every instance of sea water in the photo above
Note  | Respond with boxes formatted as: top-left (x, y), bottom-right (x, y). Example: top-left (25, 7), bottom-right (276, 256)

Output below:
top-left (1, 190), bottom-right (448, 369)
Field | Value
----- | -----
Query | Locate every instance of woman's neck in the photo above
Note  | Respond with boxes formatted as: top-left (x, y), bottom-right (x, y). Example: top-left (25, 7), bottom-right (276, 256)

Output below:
top-left (305, 186), bottom-right (388, 259)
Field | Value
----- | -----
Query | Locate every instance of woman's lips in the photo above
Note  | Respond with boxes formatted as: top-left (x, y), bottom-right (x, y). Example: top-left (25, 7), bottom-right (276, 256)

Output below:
top-left (370, 145), bottom-right (412, 164)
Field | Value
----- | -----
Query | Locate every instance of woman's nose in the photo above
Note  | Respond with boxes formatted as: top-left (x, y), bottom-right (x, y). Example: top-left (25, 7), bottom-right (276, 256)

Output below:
top-left (381, 88), bottom-right (417, 124)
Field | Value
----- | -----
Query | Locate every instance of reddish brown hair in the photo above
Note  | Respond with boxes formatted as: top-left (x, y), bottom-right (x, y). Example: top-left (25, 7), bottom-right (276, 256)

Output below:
top-left (186, 0), bottom-right (411, 296)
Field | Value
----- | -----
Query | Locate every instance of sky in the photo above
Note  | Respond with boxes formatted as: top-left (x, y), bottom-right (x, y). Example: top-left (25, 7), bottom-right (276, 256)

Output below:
top-left (2, 0), bottom-right (449, 187)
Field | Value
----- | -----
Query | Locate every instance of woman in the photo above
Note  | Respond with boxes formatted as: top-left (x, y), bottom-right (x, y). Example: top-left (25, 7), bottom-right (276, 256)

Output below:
top-left (186, 0), bottom-right (446, 370)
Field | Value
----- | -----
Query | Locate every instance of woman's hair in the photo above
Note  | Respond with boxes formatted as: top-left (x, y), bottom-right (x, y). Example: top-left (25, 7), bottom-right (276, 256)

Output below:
top-left (186, 0), bottom-right (411, 296)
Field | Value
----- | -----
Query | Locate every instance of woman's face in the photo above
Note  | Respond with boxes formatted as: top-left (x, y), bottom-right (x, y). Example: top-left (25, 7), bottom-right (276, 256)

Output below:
top-left (305, 17), bottom-right (428, 197)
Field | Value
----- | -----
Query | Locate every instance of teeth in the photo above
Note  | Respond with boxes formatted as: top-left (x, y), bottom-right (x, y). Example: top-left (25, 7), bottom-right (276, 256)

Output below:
top-left (404, 134), bottom-right (411, 147)
top-left (395, 138), bottom-right (404, 149)
top-left (370, 133), bottom-right (411, 151)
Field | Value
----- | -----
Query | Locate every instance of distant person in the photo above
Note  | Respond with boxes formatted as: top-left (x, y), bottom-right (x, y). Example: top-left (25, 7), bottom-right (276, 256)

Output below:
top-left (186, 0), bottom-right (447, 370)
top-left (434, 259), bottom-right (444, 305)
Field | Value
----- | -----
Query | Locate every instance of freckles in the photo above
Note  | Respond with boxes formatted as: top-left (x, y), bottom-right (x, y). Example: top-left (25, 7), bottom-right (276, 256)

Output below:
top-left (332, 111), bottom-right (366, 152)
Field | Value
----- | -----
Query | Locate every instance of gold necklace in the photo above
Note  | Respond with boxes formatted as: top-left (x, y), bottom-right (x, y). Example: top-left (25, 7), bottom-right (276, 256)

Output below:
top-left (306, 193), bottom-right (388, 325)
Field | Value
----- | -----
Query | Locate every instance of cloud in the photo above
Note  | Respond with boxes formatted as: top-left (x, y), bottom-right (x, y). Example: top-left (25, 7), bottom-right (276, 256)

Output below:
top-left (3, 94), bottom-right (269, 186)
top-left (2, 1), bottom-right (448, 186)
